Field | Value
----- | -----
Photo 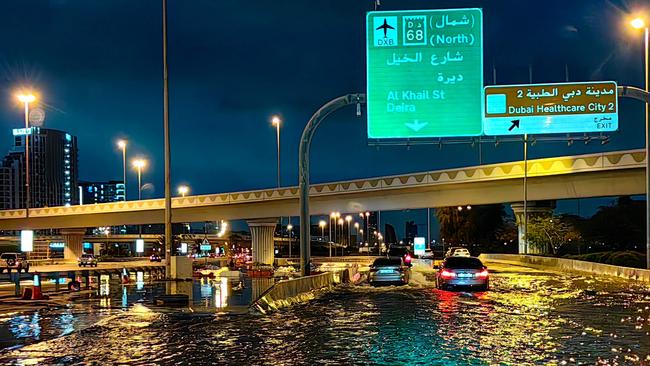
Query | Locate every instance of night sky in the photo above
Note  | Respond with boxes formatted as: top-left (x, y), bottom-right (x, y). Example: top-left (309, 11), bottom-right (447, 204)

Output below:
top-left (0, 0), bottom-right (647, 236)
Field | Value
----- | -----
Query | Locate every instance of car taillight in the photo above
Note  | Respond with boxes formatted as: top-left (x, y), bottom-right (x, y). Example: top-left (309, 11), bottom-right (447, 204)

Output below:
top-left (440, 269), bottom-right (456, 278)
top-left (477, 269), bottom-right (489, 278)
top-left (405, 254), bottom-right (412, 263)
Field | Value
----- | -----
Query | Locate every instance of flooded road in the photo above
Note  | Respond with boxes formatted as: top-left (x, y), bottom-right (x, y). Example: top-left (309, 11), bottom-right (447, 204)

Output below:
top-left (0, 263), bottom-right (649, 365)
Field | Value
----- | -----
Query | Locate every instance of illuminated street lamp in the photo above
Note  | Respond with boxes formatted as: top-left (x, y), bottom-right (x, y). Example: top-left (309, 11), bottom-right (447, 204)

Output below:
top-left (117, 140), bottom-right (127, 201)
top-left (629, 15), bottom-right (650, 268)
top-left (345, 215), bottom-right (352, 246)
top-left (329, 212), bottom-right (336, 243)
top-left (287, 223), bottom-right (294, 258)
top-left (16, 92), bottom-right (36, 216)
top-left (132, 159), bottom-right (147, 201)
top-left (177, 185), bottom-right (189, 197)
top-left (132, 158), bottom-right (146, 238)
top-left (271, 115), bottom-right (283, 233)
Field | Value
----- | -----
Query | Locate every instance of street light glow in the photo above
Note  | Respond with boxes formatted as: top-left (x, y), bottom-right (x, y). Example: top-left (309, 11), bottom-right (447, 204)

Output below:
top-left (117, 140), bottom-right (127, 149)
top-left (631, 17), bottom-right (646, 29)
top-left (338, 218), bottom-right (344, 225)
top-left (345, 215), bottom-right (352, 222)
top-left (287, 224), bottom-right (294, 230)
top-left (177, 185), bottom-right (189, 196)
top-left (132, 159), bottom-right (146, 169)
top-left (271, 115), bottom-right (281, 126)
top-left (319, 220), bottom-right (326, 228)
top-left (17, 94), bottom-right (36, 103)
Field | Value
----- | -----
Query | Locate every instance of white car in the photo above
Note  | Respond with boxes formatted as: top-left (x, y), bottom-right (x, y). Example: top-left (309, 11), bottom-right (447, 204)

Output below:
top-left (445, 247), bottom-right (471, 258)
top-left (452, 248), bottom-right (471, 257)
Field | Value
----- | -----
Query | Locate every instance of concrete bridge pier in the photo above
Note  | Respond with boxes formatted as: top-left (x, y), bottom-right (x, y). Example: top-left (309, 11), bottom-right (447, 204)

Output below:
top-left (61, 228), bottom-right (86, 261)
top-left (247, 218), bottom-right (278, 266)
top-left (511, 201), bottom-right (556, 255)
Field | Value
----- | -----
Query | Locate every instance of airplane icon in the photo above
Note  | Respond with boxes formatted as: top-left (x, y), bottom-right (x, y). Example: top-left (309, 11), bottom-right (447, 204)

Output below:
top-left (376, 18), bottom-right (395, 38)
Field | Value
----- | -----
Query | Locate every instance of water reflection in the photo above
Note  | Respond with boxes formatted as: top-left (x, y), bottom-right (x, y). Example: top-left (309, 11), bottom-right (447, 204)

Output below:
top-left (2, 267), bottom-right (647, 364)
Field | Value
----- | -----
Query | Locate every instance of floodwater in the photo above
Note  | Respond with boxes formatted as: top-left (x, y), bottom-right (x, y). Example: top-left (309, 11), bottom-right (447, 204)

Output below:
top-left (0, 264), bottom-right (649, 365)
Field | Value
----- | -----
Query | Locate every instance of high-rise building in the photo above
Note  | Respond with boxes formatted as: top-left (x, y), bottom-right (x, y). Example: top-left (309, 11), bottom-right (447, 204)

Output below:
top-left (405, 220), bottom-right (418, 242)
top-left (79, 180), bottom-right (125, 204)
top-left (0, 127), bottom-right (79, 209)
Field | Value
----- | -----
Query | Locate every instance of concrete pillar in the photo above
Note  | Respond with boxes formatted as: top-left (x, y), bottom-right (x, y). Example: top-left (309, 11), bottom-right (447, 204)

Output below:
top-left (61, 228), bottom-right (86, 261)
top-left (511, 201), bottom-right (556, 255)
top-left (247, 218), bottom-right (278, 266)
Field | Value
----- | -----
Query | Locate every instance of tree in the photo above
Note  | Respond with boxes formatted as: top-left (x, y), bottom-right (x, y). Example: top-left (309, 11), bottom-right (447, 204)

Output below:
top-left (435, 204), bottom-right (507, 252)
top-left (581, 196), bottom-right (645, 251)
top-left (526, 215), bottom-right (581, 255)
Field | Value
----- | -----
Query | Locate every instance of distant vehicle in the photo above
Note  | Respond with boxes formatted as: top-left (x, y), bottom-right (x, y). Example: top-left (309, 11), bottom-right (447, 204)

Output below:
top-left (445, 247), bottom-right (470, 258)
top-left (0, 253), bottom-right (29, 273)
top-left (150, 254), bottom-right (162, 262)
top-left (420, 249), bottom-right (435, 260)
top-left (387, 246), bottom-right (412, 266)
top-left (78, 253), bottom-right (98, 267)
top-left (368, 257), bottom-right (410, 286)
top-left (436, 256), bottom-right (489, 291)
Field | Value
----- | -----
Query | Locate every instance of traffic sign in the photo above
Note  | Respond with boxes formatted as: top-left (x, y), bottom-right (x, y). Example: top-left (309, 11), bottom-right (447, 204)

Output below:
top-left (366, 8), bottom-right (483, 139)
top-left (413, 237), bottom-right (426, 255)
top-left (29, 108), bottom-right (45, 126)
top-left (483, 81), bottom-right (618, 135)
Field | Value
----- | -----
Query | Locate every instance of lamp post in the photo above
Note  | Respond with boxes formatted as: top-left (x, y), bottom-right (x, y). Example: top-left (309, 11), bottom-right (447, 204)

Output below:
top-left (319, 220), bottom-right (326, 255)
top-left (354, 222), bottom-right (360, 246)
top-left (117, 140), bottom-right (127, 201)
top-left (132, 158), bottom-right (146, 238)
top-left (177, 185), bottom-right (189, 197)
top-left (630, 16), bottom-right (649, 269)
top-left (271, 115), bottom-right (282, 232)
top-left (287, 223), bottom-right (294, 258)
top-left (345, 215), bottom-right (352, 247)
top-left (337, 218), bottom-right (344, 256)
top-left (365, 212), bottom-right (370, 246)
top-left (329, 212), bottom-right (335, 246)
top-left (17, 93), bottom-right (36, 216)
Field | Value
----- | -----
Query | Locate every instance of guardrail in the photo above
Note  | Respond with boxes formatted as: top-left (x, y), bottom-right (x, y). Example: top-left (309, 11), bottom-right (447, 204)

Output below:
top-left (479, 253), bottom-right (650, 282)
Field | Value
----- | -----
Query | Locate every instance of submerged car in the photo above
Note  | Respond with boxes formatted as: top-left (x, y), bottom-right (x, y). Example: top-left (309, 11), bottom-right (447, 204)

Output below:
top-left (436, 256), bottom-right (489, 291)
top-left (0, 252), bottom-right (29, 273)
top-left (368, 257), bottom-right (410, 286)
top-left (78, 253), bottom-right (98, 267)
top-left (387, 246), bottom-right (413, 266)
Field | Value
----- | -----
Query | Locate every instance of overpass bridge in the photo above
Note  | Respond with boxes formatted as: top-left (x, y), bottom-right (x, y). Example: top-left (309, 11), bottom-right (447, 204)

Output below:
top-left (0, 149), bottom-right (644, 263)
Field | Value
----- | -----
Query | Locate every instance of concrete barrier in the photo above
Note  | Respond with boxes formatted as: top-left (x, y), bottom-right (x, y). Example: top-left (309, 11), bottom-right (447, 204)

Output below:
top-left (479, 253), bottom-right (650, 283)
top-left (252, 270), bottom-right (345, 312)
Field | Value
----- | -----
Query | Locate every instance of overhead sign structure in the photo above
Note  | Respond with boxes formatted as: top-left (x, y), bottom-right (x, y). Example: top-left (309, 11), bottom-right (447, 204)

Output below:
top-left (366, 8), bottom-right (483, 139)
top-left (483, 81), bottom-right (618, 135)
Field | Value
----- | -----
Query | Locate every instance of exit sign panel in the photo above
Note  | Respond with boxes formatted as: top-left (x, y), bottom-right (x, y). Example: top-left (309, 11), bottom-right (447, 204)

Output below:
top-left (483, 81), bottom-right (618, 135)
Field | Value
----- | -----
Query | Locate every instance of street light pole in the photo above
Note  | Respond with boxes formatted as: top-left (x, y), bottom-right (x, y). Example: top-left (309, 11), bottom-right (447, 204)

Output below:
top-left (630, 17), bottom-right (648, 268)
top-left (133, 159), bottom-right (146, 238)
top-left (272, 115), bottom-right (282, 233)
top-left (118, 140), bottom-right (127, 201)
top-left (644, 26), bottom-right (650, 269)
top-left (17, 94), bottom-right (35, 216)
top-left (162, 0), bottom-right (173, 266)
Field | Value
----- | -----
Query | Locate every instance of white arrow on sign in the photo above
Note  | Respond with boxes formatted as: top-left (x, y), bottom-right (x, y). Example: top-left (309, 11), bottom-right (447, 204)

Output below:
top-left (202, 238), bottom-right (209, 245)
top-left (405, 120), bottom-right (428, 132)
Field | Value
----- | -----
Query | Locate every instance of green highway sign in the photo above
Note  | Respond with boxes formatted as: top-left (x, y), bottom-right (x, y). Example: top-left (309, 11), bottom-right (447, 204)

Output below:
top-left (366, 8), bottom-right (483, 139)
top-left (483, 81), bottom-right (618, 135)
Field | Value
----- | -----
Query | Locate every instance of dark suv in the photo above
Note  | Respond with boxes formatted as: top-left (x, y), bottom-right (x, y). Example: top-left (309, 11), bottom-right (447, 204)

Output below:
top-left (0, 252), bottom-right (30, 273)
